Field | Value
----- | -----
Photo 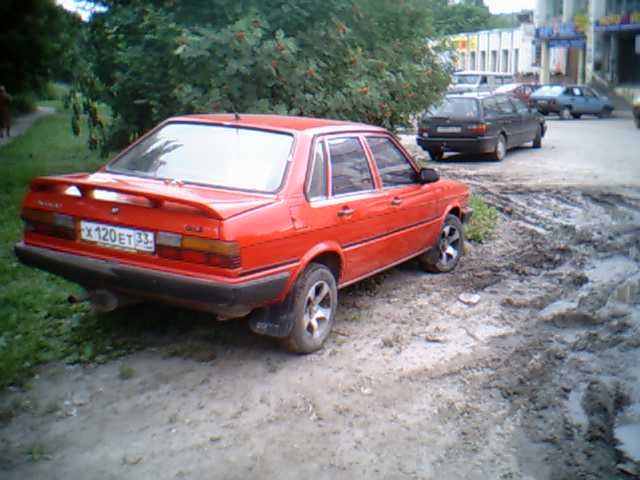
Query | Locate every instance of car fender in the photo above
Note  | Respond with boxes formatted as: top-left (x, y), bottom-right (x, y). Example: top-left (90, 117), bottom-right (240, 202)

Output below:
top-left (287, 241), bottom-right (345, 292)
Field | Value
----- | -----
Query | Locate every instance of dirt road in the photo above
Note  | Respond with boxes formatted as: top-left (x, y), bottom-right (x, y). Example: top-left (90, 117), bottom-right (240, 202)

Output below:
top-left (1, 118), bottom-right (639, 479)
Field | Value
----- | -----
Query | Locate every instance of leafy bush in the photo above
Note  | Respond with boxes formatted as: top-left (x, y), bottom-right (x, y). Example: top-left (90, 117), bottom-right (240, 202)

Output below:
top-left (466, 194), bottom-right (498, 243)
top-left (76, 0), bottom-right (451, 151)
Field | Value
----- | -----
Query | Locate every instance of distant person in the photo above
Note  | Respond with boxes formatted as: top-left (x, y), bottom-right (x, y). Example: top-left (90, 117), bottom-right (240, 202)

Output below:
top-left (0, 85), bottom-right (12, 138)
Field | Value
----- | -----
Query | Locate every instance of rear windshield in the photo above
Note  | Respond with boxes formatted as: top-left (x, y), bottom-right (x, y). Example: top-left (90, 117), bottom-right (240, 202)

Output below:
top-left (108, 123), bottom-right (294, 192)
top-left (453, 75), bottom-right (480, 85)
top-left (533, 85), bottom-right (565, 96)
top-left (427, 98), bottom-right (479, 119)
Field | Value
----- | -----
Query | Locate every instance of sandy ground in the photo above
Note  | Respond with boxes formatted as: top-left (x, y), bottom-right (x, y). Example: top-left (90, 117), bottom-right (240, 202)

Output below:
top-left (1, 116), bottom-right (640, 480)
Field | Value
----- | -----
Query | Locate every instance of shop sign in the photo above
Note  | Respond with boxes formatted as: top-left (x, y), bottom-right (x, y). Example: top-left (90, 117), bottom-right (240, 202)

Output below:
top-left (535, 21), bottom-right (586, 40)
top-left (595, 12), bottom-right (640, 32)
top-left (450, 36), bottom-right (478, 51)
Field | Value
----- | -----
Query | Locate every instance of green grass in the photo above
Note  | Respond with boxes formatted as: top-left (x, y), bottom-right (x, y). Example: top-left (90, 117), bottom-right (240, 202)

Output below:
top-left (465, 194), bottom-right (498, 243)
top-left (0, 100), bottom-right (123, 388)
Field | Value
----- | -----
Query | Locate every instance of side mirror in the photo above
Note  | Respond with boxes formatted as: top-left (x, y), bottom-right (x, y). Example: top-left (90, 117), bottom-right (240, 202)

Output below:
top-left (418, 167), bottom-right (439, 184)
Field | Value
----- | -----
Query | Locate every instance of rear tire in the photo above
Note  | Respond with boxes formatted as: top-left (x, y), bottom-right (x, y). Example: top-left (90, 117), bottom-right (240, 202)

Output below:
top-left (571, 113), bottom-right (581, 119)
top-left (560, 107), bottom-right (572, 120)
top-left (635, 115), bottom-right (640, 129)
top-left (419, 215), bottom-right (464, 273)
top-left (281, 264), bottom-right (337, 354)
top-left (492, 134), bottom-right (507, 161)
top-left (532, 125), bottom-right (542, 148)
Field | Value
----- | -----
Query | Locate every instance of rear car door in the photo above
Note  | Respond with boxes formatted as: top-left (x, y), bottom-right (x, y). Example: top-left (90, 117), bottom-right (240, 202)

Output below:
top-left (510, 96), bottom-right (538, 141)
top-left (495, 95), bottom-right (521, 146)
top-left (569, 87), bottom-right (587, 114)
top-left (364, 135), bottom-right (441, 263)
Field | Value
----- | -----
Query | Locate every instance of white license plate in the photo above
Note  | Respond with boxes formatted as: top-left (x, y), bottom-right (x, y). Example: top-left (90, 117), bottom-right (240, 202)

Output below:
top-left (437, 126), bottom-right (461, 133)
top-left (538, 100), bottom-right (547, 105)
top-left (80, 221), bottom-right (155, 252)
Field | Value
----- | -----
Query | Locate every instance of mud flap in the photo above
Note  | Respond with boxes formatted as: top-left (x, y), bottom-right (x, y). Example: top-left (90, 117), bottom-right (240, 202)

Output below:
top-left (247, 300), bottom-right (295, 338)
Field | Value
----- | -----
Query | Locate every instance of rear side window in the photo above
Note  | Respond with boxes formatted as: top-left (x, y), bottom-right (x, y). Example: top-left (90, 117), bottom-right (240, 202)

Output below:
top-left (482, 97), bottom-right (500, 116)
top-left (428, 98), bottom-right (479, 119)
top-left (306, 142), bottom-right (327, 200)
top-left (328, 137), bottom-right (374, 196)
top-left (366, 137), bottom-right (416, 187)
top-left (496, 96), bottom-right (516, 114)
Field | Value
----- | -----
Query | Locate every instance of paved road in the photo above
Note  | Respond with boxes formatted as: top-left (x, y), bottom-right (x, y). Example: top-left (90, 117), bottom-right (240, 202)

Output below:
top-left (401, 114), bottom-right (640, 188)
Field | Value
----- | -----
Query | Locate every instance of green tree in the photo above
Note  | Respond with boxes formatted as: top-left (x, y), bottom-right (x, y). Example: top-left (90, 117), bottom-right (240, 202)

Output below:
top-left (78, 0), bottom-right (451, 150)
top-left (0, 0), bottom-right (80, 95)
top-left (429, 0), bottom-right (495, 35)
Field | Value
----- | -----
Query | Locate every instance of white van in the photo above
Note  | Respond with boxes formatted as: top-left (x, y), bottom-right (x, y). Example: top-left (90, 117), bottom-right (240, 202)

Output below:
top-left (449, 71), bottom-right (514, 94)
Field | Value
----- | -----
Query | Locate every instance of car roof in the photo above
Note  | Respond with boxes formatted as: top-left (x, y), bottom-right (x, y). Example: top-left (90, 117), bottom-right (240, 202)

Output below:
top-left (169, 113), bottom-right (386, 134)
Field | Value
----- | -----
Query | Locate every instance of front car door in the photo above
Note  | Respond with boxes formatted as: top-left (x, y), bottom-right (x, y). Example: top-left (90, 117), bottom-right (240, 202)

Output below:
top-left (363, 135), bottom-right (441, 264)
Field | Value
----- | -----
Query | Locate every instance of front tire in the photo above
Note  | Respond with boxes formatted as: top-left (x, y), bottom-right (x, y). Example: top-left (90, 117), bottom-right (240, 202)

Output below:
top-left (635, 115), bottom-right (640, 129)
top-left (571, 113), bottom-right (582, 119)
top-left (419, 215), bottom-right (464, 273)
top-left (281, 264), bottom-right (337, 354)
top-left (598, 107), bottom-right (613, 119)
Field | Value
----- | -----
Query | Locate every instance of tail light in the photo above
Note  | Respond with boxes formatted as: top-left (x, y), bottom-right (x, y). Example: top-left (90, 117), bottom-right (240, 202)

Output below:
top-left (22, 208), bottom-right (76, 240)
top-left (467, 123), bottom-right (488, 136)
top-left (156, 232), bottom-right (241, 268)
top-left (418, 127), bottom-right (428, 137)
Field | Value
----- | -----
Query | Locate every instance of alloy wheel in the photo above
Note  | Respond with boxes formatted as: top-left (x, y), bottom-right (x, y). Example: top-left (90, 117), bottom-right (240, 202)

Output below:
top-left (303, 280), bottom-right (333, 338)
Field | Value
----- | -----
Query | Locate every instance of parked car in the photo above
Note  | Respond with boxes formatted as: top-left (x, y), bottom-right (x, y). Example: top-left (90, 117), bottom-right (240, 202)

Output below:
top-left (530, 85), bottom-right (614, 119)
top-left (633, 98), bottom-right (640, 129)
top-left (494, 82), bottom-right (540, 106)
top-left (448, 71), bottom-right (515, 94)
top-left (15, 114), bottom-right (471, 353)
top-left (417, 93), bottom-right (547, 161)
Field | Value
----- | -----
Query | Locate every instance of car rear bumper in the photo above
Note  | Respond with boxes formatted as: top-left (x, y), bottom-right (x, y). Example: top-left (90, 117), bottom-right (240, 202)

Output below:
top-left (14, 242), bottom-right (289, 313)
top-left (416, 136), bottom-right (497, 154)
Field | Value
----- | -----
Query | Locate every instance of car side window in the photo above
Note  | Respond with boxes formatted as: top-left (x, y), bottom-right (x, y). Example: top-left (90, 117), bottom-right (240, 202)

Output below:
top-left (480, 76), bottom-right (488, 85)
top-left (496, 96), bottom-right (516, 114)
top-left (366, 136), bottom-right (416, 187)
top-left (328, 137), bottom-right (374, 196)
top-left (564, 88), bottom-right (574, 96)
top-left (584, 88), bottom-right (597, 97)
top-left (572, 87), bottom-right (583, 96)
top-left (511, 97), bottom-right (529, 113)
top-left (482, 97), bottom-right (500, 116)
top-left (306, 141), bottom-right (327, 200)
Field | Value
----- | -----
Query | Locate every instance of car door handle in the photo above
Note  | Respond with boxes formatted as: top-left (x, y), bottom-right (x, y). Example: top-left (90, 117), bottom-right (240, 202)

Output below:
top-left (391, 197), bottom-right (402, 206)
top-left (337, 206), bottom-right (354, 217)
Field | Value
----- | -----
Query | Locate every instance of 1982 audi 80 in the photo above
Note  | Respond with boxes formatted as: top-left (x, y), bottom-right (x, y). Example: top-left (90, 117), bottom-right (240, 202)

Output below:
top-left (15, 114), bottom-right (472, 353)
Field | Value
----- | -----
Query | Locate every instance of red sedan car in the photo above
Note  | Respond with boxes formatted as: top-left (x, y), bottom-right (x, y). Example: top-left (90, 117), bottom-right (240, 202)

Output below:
top-left (15, 114), bottom-right (471, 353)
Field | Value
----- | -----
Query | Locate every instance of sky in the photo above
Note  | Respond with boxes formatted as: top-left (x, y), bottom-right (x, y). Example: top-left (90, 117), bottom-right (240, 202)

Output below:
top-left (57, 0), bottom-right (538, 19)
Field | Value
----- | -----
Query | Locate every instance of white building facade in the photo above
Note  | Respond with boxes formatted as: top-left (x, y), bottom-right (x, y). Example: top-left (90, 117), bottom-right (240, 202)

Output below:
top-left (449, 25), bottom-right (537, 76)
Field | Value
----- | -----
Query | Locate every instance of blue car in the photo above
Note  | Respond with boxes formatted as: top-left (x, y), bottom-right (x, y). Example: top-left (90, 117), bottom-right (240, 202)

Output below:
top-left (531, 85), bottom-right (614, 120)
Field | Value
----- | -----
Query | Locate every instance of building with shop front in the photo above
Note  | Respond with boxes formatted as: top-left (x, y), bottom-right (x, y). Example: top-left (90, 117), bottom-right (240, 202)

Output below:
top-left (449, 23), bottom-right (537, 76)
top-left (535, 0), bottom-right (640, 98)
